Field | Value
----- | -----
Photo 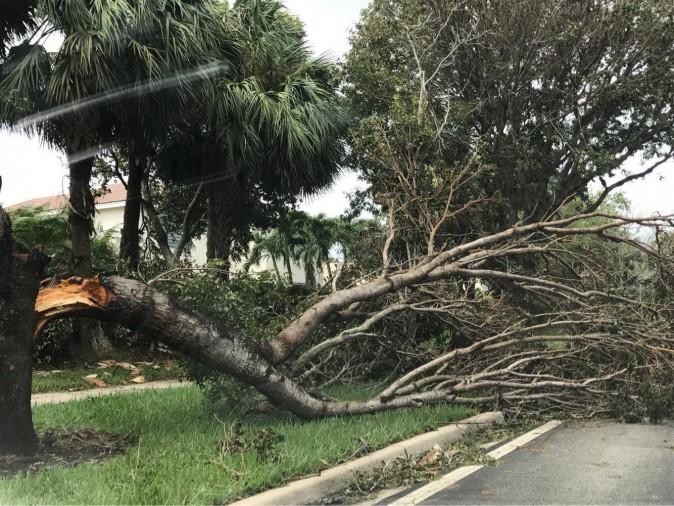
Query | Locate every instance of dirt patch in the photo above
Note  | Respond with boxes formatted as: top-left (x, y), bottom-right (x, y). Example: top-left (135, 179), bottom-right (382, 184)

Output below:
top-left (0, 430), bottom-right (134, 479)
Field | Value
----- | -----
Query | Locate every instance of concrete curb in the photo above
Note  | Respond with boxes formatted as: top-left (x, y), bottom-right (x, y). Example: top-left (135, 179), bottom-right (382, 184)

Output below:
top-left (31, 380), bottom-right (192, 406)
top-left (229, 411), bottom-right (504, 506)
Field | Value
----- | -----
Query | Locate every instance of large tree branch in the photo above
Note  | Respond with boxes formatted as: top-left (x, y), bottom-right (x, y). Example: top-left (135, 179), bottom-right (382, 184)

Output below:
top-left (140, 179), bottom-right (174, 263)
top-left (141, 180), bottom-right (205, 266)
top-left (172, 183), bottom-right (205, 263)
top-left (266, 213), bottom-right (673, 363)
top-left (35, 275), bottom-right (633, 418)
top-left (586, 153), bottom-right (673, 213)
top-left (33, 277), bottom-right (462, 418)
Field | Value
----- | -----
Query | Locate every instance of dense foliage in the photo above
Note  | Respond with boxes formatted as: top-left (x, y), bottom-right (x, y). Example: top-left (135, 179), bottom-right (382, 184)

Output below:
top-left (345, 0), bottom-right (674, 247)
top-left (158, 271), bottom-right (308, 410)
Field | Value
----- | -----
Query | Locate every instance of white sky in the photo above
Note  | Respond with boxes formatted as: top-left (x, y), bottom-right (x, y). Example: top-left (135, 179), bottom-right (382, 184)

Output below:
top-left (1, 0), bottom-right (673, 218)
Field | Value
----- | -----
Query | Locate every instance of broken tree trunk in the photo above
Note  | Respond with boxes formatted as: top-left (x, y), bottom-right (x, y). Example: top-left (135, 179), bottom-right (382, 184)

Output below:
top-left (35, 277), bottom-right (453, 418)
top-left (0, 205), bottom-right (42, 456)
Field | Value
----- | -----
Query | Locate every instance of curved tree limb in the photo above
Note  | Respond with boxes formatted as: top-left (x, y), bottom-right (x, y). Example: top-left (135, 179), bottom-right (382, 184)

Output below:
top-left (34, 277), bottom-right (457, 418)
top-left (267, 213), bottom-right (674, 364)
top-left (35, 275), bottom-right (635, 419)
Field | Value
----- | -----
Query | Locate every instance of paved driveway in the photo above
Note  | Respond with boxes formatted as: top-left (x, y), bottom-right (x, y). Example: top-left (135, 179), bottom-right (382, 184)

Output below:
top-left (379, 420), bottom-right (674, 505)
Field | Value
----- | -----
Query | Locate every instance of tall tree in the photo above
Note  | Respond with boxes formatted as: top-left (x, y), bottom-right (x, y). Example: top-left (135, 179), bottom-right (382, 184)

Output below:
top-left (158, 0), bottom-right (347, 273)
top-left (245, 228), bottom-right (296, 283)
top-left (0, 0), bottom-right (132, 356)
top-left (113, 0), bottom-right (232, 269)
top-left (289, 212), bottom-right (342, 287)
top-left (346, 0), bottom-right (674, 235)
top-left (2, 0), bottom-right (144, 276)
top-left (0, 2), bottom-right (40, 456)
top-left (0, 0), bottom-right (229, 352)
top-left (0, 0), bottom-right (35, 55)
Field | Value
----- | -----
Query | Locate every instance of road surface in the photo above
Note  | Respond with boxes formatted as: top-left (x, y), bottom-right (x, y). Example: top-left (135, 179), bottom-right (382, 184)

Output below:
top-left (378, 420), bottom-right (674, 505)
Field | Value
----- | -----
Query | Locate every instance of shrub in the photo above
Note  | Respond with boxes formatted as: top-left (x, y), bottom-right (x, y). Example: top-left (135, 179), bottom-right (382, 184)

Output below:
top-left (161, 270), bottom-right (308, 411)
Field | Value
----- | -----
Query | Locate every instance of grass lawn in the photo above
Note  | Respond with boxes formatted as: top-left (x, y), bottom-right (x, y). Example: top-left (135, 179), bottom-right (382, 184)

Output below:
top-left (1, 385), bottom-right (472, 505)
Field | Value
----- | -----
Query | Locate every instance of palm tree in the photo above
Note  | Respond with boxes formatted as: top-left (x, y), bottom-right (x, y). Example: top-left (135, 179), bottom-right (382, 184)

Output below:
top-left (113, 1), bottom-right (232, 268)
top-left (0, 0), bottom-right (229, 355)
top-left (0, 0), bottom-right (132, 356)
top-left (246, 211), bottom-right (351, 287)
top-left (245, 229), bottom-right (293, 283)
top-left (1, 0), bottom-right (231, 271)
top-left (10, 206), bottom-right (70, 253)
top-left (0, 0), bottom-right (36, 55)
top-left (10, 206), bottom-right (116, 275)
top-left (1, 1), bottom-right (128, 276)
top-left (158, 0), bottom-right (347, 271)
top-left (290, 212), bottom-right (343, 287)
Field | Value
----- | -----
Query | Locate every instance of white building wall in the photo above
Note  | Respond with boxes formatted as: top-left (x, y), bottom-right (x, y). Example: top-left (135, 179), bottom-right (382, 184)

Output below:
top-left (94, 202), bottom-right (311, 284)
top-left (94, 204), bottom-right (124, 242)
top-left (190, 236), bottom-right (208, 265)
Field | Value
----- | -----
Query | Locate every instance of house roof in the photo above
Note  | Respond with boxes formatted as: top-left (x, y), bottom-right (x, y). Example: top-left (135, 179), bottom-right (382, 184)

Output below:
top-left (6, 182), bottom-right (127, 212)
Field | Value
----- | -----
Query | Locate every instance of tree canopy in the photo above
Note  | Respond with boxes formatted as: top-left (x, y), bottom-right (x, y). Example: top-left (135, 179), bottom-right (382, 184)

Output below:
top-left (345, 0), bottom-right (674, 238)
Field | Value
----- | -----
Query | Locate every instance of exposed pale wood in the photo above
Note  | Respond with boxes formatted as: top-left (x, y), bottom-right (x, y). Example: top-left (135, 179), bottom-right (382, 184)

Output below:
top-left (35, 277), bottom-right (112, 334)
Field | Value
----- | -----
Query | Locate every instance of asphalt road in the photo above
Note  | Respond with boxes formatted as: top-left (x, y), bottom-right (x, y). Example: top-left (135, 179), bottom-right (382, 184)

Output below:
top-left (382, 420), bottom-right (674, 505)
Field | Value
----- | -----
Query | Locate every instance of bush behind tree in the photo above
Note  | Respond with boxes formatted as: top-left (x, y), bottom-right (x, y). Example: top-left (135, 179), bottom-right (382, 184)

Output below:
top-left (160, 270), bottom-right (309, 411)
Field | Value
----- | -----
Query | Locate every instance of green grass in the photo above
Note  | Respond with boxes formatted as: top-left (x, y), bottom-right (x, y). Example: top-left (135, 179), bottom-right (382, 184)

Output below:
top-left (1, 386), bottom-right (471, 505)
top-left (32, 364), bottom-right (183, 394)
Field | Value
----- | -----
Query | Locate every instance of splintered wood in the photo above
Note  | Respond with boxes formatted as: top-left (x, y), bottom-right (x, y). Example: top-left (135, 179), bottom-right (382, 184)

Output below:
top-left (34, 277), bottom-right (112, 336)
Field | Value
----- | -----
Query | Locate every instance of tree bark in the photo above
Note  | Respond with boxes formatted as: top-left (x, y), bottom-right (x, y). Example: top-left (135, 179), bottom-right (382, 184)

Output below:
top-left (67, 153), bottom-right (96, 277)
top-left (271, 256), bottom-right (282, 282)
top-left (140, 178), bottom-right (175, 264)
top-left (142, 179), bottom-right (206, 267)
top-left (206, 180), bottom-right (237, 275)
top-left (119, 141), bottom-right (146, 269)
top-left (66, 151), bottom-right (112, 358)
top-left (0, 206), bottom-right (39, 456)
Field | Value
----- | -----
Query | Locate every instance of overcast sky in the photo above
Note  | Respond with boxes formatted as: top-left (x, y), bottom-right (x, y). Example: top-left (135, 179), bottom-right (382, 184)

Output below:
top-left (1, 0), bottom-right (672, 218)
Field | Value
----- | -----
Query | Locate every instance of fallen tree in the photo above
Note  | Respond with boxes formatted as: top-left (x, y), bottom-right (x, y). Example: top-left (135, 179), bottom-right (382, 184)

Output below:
top-left (35, 212), bottom-right (674, 420)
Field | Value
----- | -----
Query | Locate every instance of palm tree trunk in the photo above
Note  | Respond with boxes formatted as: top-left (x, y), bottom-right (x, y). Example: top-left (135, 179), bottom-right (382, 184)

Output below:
top-left (271, 256), bottom-right (282, 282)
top-left (206, 179), bottom-right (243, 277)
top-left (0, 206), bottom-right (38, 456)
top-left (284, 254), bottom-right (294, 284)
top-left (305, 258), bottom-right (316, 288)
top-left (120, 141), bottom-right (146, 269)
top-left (66, 150), bottom-right (112, 358)
top-left (67, 153), bottom-right (95, 277)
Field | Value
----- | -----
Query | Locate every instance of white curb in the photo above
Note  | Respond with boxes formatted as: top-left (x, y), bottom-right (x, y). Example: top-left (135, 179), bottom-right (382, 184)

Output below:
top-left (229, 411), bottom-right (505, 506)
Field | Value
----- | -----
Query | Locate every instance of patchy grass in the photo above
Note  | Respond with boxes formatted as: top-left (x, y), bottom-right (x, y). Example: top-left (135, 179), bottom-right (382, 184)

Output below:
top-left (32, 360), bottom-right (184, 394)
top-left (1, 385), bottom-right (472, 505)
